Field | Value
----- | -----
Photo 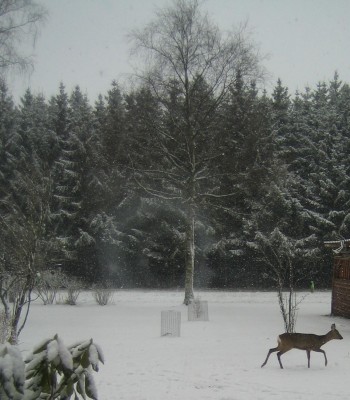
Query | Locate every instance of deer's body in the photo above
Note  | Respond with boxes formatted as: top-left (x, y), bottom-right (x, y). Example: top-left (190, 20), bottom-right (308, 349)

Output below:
top-left (261, 324), bottom-right (343, 369)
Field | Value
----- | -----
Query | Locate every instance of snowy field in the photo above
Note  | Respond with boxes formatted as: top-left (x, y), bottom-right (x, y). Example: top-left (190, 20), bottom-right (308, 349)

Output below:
top-left (20, 290), bottom-right (350, 400)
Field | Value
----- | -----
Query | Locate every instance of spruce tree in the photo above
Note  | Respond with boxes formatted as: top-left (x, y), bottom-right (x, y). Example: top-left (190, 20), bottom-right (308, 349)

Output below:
top-left (208, 76), bottom-right (275, 287)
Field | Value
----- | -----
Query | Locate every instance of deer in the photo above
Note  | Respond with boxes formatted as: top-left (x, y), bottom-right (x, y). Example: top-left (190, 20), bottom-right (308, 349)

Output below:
top-left (261, 323), bottom-right (343, 369)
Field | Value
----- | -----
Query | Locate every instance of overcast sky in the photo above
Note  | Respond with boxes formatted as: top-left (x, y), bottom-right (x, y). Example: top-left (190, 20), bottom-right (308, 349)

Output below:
top-left (9, 0), bottom-right (350, 102)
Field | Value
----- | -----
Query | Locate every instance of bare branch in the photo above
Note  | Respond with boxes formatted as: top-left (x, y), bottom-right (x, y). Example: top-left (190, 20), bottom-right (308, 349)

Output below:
top-left (0, 0), bottom-right (47, 74)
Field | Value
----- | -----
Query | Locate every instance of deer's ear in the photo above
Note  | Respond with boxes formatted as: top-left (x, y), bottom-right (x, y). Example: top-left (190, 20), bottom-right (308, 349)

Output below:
top-left (331, 323), bottom-right (336, 330)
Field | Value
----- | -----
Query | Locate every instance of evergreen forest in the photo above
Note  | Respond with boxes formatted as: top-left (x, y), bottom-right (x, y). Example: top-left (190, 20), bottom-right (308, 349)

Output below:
top-left (1, 72), bottom-right (349, 290)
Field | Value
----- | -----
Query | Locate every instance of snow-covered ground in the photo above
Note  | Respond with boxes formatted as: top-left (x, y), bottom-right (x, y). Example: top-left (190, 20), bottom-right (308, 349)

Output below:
top-left (20, 290), bottom-right (350, 400)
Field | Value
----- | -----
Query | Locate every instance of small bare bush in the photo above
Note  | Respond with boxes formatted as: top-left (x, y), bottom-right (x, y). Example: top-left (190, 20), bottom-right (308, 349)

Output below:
top-left (63, 278), bottom-right (84, 305)
top-left (93, 285), bottom-right (114, 306)
top-left (35, 270), bottom-right (67, 305)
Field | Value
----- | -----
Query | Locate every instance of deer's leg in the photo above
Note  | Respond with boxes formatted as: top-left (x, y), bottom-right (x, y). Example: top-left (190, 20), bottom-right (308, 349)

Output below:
top-left (261, 347), bottom-right (278, 368)
top-left (306, 350), bottom-right (311, 368)
top-left (314, 349), bottom-right (327, 366)
top-left (277, 351), bottom-right (286, 369)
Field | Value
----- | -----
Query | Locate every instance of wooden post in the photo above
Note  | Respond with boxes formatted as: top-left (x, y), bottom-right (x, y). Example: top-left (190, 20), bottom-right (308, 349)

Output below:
top-left (331, 258), bottom-right (338, 316)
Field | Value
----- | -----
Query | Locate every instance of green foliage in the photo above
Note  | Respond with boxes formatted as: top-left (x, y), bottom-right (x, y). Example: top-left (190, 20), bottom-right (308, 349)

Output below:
top-left (0, 335), bottom-right (104, 399)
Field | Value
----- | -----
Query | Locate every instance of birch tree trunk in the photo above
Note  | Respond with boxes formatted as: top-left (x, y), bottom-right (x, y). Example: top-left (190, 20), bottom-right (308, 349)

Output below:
top-left (184, 210), bottom-right (195, 305)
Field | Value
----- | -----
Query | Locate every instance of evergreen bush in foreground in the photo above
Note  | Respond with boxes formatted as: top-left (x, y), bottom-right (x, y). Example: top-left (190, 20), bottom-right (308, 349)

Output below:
top-left (0, 335), bottom-right (104, 399)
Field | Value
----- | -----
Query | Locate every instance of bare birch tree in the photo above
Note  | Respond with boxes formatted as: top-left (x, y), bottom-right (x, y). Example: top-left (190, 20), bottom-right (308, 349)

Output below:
top-left (129, 0), bottom-right (263, 304)
top-left (0, 0), bottom-right (46, 74)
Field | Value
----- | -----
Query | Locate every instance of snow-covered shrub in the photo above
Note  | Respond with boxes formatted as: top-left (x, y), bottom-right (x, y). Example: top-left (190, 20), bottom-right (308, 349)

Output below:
top-left (0, 335), bottom-right (104, 399)
top-left (92, 284), bottom-right (114, 306)
top-left (35, 270), bottom-right (67, 305)
top-left (62, 278), bottom-right (84, 305)
top-left (0, 342), bottom-right (25, 399)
